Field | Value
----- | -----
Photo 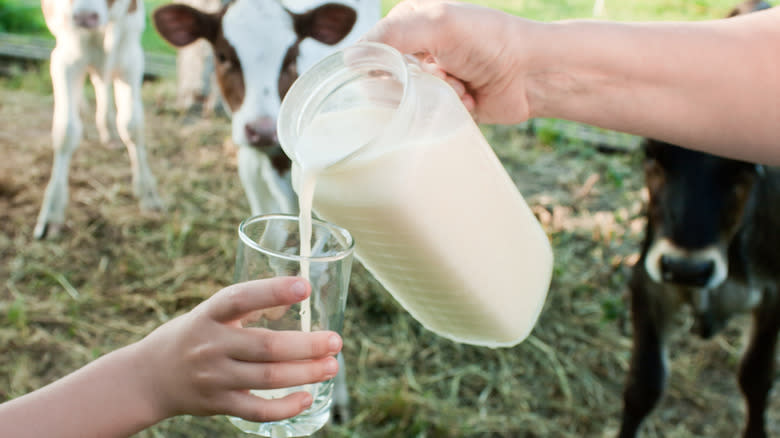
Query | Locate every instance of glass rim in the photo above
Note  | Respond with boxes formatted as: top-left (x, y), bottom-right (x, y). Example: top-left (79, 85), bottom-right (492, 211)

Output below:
top-left (237, 213), bottom-right (355, 263)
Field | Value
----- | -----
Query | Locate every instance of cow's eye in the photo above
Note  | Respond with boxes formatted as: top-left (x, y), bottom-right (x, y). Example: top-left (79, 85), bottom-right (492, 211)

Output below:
top-left (217, 52), bottom-right (228, 64)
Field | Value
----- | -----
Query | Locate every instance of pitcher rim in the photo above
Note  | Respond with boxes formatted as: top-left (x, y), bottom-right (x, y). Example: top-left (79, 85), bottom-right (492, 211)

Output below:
top-left (277, 41), bottom-right (412, 170)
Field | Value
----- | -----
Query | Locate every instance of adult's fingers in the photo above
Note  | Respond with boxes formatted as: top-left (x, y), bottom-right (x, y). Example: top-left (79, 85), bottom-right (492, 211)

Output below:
top-left (227, 328), bottom-right (342, 362)
top-left (226, 356), bottom-right (340, 391)
top-left (226, 390), bottom-right (314, 423)
top-left (362, 0), bottom-right (454, 56)
top-left (206, 277), bottom-right (310, 323)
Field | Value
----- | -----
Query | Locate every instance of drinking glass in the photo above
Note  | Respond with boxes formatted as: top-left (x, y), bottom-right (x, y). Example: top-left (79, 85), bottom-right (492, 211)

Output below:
top-left (230, 214), bottom-right (354, 437)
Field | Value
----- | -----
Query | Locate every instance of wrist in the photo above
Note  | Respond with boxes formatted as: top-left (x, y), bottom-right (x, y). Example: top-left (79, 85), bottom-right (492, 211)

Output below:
top-left (118, 339), bottom-right (175, 428)
top-left (521, 20), bottom-right (618, 121)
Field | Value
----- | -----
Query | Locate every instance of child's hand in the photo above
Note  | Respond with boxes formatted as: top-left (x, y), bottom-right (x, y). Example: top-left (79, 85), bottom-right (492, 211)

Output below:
top-left (133, 277), bottom-right (342, 422)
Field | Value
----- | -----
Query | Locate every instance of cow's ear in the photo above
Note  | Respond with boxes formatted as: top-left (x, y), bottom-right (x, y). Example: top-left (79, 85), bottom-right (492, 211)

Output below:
top-left (293, 3), bottom-right (357, 45)
top-left (153, 4), bottom-right (219, 47)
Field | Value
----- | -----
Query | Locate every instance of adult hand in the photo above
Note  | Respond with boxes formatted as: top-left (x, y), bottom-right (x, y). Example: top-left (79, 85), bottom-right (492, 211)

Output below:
top-left (363, 0), bottom-right (536, 124)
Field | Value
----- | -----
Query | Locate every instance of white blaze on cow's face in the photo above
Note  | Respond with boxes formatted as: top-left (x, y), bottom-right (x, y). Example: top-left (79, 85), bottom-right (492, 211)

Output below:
top-left (221, 0), bottom-right (297, 148)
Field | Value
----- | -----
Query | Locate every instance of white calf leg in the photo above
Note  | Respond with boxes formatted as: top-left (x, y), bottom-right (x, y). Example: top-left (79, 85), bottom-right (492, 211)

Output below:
top-left (114, 59), bottom-right (163, 211)
top-left (331, 353), bottom-right (350, 423)
top-left (176, 0), bottom-right (223, 113)
top-left (176, 40), bottom-right (215, 112)
top-left (593, 0), bottom-right (606, 16)
top-left (35, 50), bottom-right (85, 239)
top-left (238, 146), bottom-right (295, 216)
top-left (90, 71), bottom-right (118, 147)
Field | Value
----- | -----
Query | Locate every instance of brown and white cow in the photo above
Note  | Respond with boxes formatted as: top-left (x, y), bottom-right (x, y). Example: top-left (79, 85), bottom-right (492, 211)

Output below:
top-left (153, 0), bottom-right (380, 422)
top-left (36, 0), bottom-right (163, 239)
top-left (153, 0), bottom-right (380, 218)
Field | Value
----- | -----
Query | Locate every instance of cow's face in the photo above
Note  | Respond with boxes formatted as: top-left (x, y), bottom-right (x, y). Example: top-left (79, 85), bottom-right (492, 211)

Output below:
top-left (642, 140), bottom-right (759, 290)
top-left (154, 0), bottom-right (356, 156)
top-left (42, 0), bottom-right (137, 30)
top-left (67, 0), bottom-right (117, 28)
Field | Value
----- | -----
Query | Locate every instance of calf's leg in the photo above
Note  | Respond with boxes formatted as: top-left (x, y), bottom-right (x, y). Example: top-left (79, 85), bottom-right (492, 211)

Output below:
top-left (238, 147), bottom-right (295, 216)
top-left (738, 291), bottom-right (779, 438)
top-left (90, 71), bottom-right (118, 147)
top-left (35, 49), bottom-right (85, 239)
top-left (114, 43), bottom-right (163, 211)
top-left (330, 353), bottom-right (350, 423)
top-left (618, 281), bottom-right (670, 438)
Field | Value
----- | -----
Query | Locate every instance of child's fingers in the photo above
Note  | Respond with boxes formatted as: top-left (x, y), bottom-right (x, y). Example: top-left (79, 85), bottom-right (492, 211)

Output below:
top-left (226, 390), bottom-right (314, 423)
top-left (226, 356), bottom-right (340, 391)
top-left (227, 329), bottom-right (342, 362)
top-left (207, 278), bottom-right (310, 323)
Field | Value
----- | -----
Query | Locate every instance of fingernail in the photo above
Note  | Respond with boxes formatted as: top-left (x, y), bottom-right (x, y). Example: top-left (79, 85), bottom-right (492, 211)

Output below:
top-left (291, 280), bottom-right (306, 299)
top-left (325, 357), bottom-right (339, 376)
top-left (300, 392), bottom-right (313, 409)
top-left (328, 334), bottom-right (342, 353)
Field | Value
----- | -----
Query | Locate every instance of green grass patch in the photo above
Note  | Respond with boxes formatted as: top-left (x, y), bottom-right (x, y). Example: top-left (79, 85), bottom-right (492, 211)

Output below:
top-left (0, 0), bottom-right (46, 34)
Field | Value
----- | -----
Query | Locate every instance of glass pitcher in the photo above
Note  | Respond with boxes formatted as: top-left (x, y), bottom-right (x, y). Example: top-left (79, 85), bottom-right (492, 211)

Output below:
top-left (278, 42), bottom-right (553, 347)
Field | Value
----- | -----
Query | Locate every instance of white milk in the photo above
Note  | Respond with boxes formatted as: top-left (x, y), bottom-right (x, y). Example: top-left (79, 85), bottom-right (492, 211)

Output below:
top-left (295, 113), bottom-right (375, 332)
top-left (297, 171), bottom-right (315, 333)
top-left (292, 106), bottom-right (553, 347)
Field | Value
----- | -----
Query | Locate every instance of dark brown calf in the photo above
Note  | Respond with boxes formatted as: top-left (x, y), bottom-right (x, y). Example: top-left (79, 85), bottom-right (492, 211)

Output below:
top-left (728, 0), bottom-right (772, 16)
top-left (618, 139), bottom-right (780, 438)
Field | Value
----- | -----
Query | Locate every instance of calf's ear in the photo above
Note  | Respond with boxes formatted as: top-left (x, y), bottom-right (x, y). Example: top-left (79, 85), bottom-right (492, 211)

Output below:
top-left (153, 4), bottom-right (219, 47)
top-left (293, 3), bottom-right (357, 45)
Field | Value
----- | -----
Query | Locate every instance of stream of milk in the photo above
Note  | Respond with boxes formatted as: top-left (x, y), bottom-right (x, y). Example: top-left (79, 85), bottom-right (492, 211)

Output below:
top-left (293, 107), bottom-right (378, 333)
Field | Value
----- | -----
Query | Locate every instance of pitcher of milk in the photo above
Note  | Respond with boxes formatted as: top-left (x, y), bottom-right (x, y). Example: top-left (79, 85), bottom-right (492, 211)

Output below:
top-left (278, 42), bottom-right (553, 348)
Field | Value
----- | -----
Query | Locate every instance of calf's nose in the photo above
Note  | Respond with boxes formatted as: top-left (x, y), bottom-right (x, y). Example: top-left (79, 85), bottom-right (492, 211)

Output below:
top-left (659, 255), bottom-right (715, 287)
top-left (73, 11), bottom-right (100, 28)
top-left (244, 117), bottom-right (277, 147)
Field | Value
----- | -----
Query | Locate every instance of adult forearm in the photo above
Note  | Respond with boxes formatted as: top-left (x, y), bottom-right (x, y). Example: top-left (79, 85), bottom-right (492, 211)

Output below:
top-left (0, 342), bottom-right (164, 438)
top-left (523, 10), bottom-right (780, 164)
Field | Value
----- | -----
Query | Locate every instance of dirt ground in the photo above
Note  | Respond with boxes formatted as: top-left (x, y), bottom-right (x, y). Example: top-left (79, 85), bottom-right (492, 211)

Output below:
top-left (0, 71), bottom-right (778, 437)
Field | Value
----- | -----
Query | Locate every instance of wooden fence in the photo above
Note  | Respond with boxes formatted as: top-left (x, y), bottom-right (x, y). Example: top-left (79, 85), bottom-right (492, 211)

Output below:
top-left (0, 32), bottom-right (176, 79)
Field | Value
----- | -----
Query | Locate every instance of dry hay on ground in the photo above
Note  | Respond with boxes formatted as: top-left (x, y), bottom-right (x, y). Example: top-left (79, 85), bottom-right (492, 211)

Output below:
top-left (0, 75), bottom-right (777, 437)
